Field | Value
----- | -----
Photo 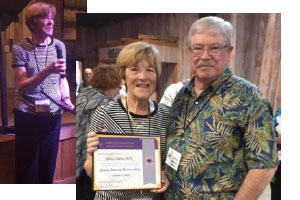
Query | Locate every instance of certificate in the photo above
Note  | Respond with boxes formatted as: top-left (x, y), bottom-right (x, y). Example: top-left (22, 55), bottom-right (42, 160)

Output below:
top-left (93, 134), bottom-right (161, 190)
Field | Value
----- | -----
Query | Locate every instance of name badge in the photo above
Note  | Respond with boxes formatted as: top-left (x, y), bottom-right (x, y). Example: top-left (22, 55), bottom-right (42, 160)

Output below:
top-left (165, 147), bottom-right (182, 171)
top-left (35, 99), bottom-right (50, 112)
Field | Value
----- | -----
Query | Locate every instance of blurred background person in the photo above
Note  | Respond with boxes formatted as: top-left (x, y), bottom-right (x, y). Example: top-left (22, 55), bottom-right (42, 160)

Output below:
top-left (159, 79), bottom-right (190, 108)
top-left (77, 67), bottom-right (93, 93)
top-left (76, 64), bottom-right (121, 200)
top-left (12, 2), bottom-right (74, 184)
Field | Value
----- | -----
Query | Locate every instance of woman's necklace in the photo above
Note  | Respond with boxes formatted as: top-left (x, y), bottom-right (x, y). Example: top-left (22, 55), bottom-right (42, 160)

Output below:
top-left (124, 97), bottom-right (150, 130)
top-left (33, 36), bottom-right (49, 71)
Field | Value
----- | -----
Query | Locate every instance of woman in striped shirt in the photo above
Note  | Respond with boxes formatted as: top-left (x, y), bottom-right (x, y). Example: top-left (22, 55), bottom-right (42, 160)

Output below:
top-left (83, 42), bottom-right (169, 200)
top-left (12, 2), bottom-right (74, 184)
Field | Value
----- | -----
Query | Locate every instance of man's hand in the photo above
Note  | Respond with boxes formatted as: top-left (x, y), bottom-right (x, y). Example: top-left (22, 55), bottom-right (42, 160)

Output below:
top-left (151, 170), bottom-right (170, 193)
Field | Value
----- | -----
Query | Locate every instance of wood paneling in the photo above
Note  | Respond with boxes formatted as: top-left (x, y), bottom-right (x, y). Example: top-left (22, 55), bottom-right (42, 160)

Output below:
top-left (0, 88), bottom-right (16, 126)
top-left (54, 124), bottom-right (76, 184)
top-left (0, 135), bottom-right (15, 183)
top-left (220, 13), bottom-right (281, 111)
top-left (76, 25), bottom-right (98, 67)
top-left (54, 141), bottom-right (62, 180)
top-left (61, 138), bottom-right (76, 178)
top-left (77, 13), bottom-right (198, 76)
top-left (0, 124), bottom-right (75, 184)
top-left (157, 63), bottom-right (175, 101)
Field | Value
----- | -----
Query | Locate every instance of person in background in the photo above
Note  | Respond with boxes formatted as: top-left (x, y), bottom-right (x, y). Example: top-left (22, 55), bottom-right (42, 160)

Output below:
top-left (271, 107), bottom-right (281, 200)
top-left (159, 79), bottom-right (190, 108)
top-left (76, 64), bottom-right (122, 200)
top-left (164, 16), bottom-right (278, 199)
top-left (160, 65), bottom-right (195, 108)
top-left (114, 83), bottom-right (127, 100)
top-left (77, 67), bottom-right (93, 93)
top-left (84, 41), bottom-right (169, 199)
top-left (12, 2), bottom-right (74, 183)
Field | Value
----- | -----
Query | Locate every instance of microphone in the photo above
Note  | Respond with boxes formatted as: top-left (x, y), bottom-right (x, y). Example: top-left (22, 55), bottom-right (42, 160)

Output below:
top-left (55, 43), bottom-right (66, 78)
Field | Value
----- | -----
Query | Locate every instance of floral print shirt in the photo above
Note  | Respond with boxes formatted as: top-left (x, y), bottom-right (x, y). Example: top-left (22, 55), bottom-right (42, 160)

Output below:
top-left (164, 68), bottom-right (278, 200)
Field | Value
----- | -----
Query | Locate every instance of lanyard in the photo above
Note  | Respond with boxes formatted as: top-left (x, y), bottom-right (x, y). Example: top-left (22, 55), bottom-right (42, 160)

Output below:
top-left (33, 41), bottom-right (49, 92)
top-left (34, 43), bottom-right (49, 73)
top-left (182, 75), bottom-right (233, 132)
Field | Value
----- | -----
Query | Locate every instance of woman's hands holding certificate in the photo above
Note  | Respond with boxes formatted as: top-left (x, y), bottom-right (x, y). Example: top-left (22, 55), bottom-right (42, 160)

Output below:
top-left (84, 129), bottom-right (108, 177)
top-left (84, 131), bottom-right (100, 178)
top-left (84, 129), bottom-right (170, 193)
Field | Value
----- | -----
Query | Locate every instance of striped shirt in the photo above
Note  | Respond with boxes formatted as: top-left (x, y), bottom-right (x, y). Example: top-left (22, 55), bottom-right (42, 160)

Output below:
top-left (89, 98), bottom-right (169, 200)
top-left (12, 37), bottom-right (66, 115)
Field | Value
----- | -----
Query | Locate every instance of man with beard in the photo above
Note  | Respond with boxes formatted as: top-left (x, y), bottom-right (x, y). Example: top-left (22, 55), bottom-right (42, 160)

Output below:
top-left (164, 16), bottom-right (279, 200)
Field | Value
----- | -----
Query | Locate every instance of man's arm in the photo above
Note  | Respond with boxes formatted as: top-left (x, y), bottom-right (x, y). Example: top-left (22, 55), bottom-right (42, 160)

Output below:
top-left (234, 167), bottom-right (277, 200)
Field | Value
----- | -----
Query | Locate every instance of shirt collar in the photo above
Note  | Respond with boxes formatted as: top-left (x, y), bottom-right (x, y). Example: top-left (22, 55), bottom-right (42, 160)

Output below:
top-left (186, 67), bottom-right (233, 97)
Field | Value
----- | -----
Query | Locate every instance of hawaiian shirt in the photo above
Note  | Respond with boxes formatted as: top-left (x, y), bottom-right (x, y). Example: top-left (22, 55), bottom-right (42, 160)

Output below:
top-left (164, 67), bottom-right (278, 200)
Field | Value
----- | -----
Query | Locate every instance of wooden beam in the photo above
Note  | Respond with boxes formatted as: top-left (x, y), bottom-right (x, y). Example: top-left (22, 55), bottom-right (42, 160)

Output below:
top-left (138, 34), bottom-right (178, 43)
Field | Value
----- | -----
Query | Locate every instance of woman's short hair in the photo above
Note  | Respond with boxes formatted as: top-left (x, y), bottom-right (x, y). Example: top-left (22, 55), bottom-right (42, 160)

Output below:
top-left (188, 16), bottom-right (233, 47)
top-left (25, 2), bottom-right (56, 32)
top-left (89, 64), bottom-right (121, 91)
top-left (116, 41), bottom-right (161, 80)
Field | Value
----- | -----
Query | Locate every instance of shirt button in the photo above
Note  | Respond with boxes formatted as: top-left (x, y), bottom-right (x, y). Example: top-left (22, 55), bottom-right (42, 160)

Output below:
top-left (195, 101), bottom-right (199, 105)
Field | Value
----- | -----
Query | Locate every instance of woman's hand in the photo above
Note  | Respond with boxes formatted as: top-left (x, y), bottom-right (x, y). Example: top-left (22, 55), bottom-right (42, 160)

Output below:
top-left (62, 98), bottom-right (75, 110)
top-left (83, 132), bottom-right (99, 178)
top-left (151, 170), bottom-right (170, 193)
top-left (46, 59), bottom-right (66, 75)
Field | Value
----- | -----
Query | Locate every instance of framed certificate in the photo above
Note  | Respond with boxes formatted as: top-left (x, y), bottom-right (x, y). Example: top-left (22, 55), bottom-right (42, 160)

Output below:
top-left (93, 134), bottom-right (162, 190)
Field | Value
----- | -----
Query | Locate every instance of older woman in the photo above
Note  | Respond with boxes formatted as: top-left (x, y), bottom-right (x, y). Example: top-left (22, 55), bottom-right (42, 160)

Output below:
top-left (76, 64), bottom-right (122, 200)
top-left (84, 42), bottom-right (169, 199)
top-left (12, 2), bottom-right (74, 183)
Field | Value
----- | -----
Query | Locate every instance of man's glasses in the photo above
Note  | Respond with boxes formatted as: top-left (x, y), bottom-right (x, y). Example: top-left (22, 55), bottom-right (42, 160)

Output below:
top-left (190, 45), bottom-right (229, 56)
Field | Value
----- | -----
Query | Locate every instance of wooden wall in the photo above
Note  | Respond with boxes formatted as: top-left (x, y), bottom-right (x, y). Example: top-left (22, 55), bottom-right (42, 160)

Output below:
top-left (54, 124), bottom-right (76, 184)
top-left (0, 125), bottom-right (76, 184)
top-left (0, 135), bottom-right (15, 183)
top-left (77, 13), bottom-right (281, 111)
top-left (77, 13), bottom-right (198, 74)
top-left (76, 25), bottom-right (99, 68)
top-left (218, 13), bottom-right (281, 111)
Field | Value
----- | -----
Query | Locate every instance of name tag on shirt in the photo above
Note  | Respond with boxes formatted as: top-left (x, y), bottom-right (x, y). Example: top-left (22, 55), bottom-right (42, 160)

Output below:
top-left (165, 147), bottom-right (182, 171)
top-left (35, 99), bottom-right (50, 112)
